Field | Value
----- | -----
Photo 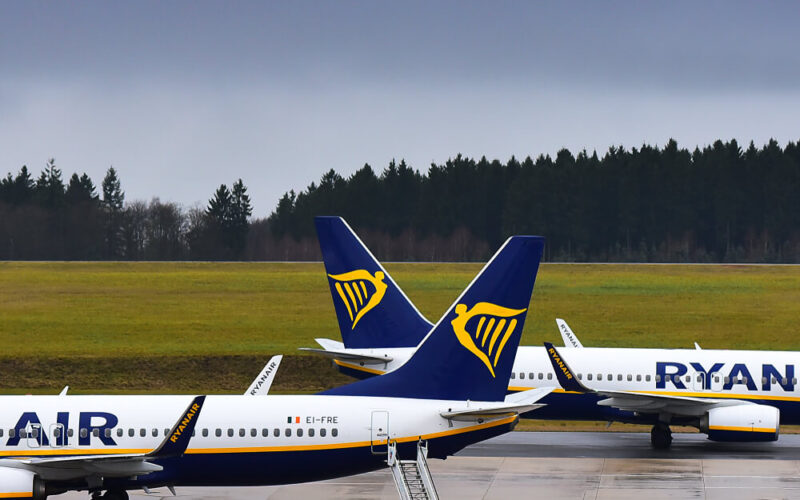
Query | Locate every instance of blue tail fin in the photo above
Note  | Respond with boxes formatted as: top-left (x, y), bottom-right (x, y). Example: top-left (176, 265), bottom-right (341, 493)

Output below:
top-left (321, 236), bottom-right (545, 402)
top-left (315, 216), bottom-right (432, 348)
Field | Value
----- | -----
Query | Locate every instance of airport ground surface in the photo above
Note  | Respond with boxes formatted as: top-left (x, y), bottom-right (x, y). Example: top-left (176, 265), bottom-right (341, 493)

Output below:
top-left (59, 432), bottom-right (800, 499)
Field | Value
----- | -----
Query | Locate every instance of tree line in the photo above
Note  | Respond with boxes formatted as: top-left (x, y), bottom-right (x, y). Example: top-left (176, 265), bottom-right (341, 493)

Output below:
top-left (0, 160), bottom-right (252, 260)
top-left (2, 138), bottom-right (799, 262)
top-left (268, 139), bottom-right (800, 262)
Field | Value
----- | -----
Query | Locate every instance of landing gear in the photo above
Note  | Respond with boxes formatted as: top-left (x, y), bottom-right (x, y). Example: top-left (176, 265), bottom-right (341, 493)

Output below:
top-left (650, 422), bottom-right (672, 449)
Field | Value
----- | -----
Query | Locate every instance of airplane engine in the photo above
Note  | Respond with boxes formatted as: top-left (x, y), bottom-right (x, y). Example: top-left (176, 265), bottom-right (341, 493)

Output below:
top-left (700, 404), bottom-right (779, 442)
top-left (0, 468), bottom-right (47, 500)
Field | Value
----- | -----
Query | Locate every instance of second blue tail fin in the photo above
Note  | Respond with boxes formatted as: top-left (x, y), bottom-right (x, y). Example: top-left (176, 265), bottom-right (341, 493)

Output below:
top-left (315, 216), bottom-right (432, 348)
top-left (321, 235), bottom-right (545, 402)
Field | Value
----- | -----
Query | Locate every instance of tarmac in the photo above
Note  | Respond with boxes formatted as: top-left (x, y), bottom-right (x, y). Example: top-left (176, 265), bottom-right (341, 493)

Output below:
top-left (58, 432), bottom-right (800, 499)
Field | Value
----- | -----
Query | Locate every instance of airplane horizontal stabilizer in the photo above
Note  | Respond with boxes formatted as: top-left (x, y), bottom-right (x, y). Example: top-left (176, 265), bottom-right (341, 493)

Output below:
top-left (298, 347), bottom-right (393, 364)
top-left (440, 387), bottom-right (553, 421)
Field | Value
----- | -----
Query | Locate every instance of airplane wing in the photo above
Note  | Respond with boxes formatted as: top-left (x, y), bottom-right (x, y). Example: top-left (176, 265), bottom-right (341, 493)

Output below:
top-left (556, 318), bottom-right (583, 348)
top-left (543, 342), bottom-right (730, 416)
top-left (1, 396), bottom-right (205, 481)
top-left (245, 355), bottom-right (282, 395)
top-left (440, 387), bottom-right (553, 421)
top-left (299, 338), bottom-right (393, 364)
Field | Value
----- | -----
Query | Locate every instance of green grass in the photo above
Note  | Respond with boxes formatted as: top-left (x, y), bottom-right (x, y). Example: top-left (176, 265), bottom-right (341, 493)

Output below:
top-left (1, 261), bottom-right (799, 394)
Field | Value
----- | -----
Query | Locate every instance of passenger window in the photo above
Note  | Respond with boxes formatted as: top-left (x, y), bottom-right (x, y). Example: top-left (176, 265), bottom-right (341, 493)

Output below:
top-left (93, 429), bottom-right (100, 437)
top-left (215, 429), bottom-right (222, 437)
top-left (116, 428), bottom-right (123, 437)
top-left (80, 429), bottom-right (88, 438)
top-left (537, 373), bottom-right (543, 380)
top-left (251, 429), bottom-right (257, 437)
top-left (140, 428), bottom-right (146, 437)
top-left (636, 375), bottom-right (642, 382)
top-left (8, 429), bottom-right (15, 439)
top-left (227, 429), bottom-right (234, 437)
top-left (714, 376), bottom-right (719, 383)
top-left (577, 373), bottom-right (582, 380)
top-left (742, 377), bottom-right (748, 384)
top-left (607, 374), bottom-right (612, 381)
top-left (684, 375), bottom-right (690, 383)
top-left (332, 428), bottom-right (338, 437)
top-left (202, 429), bottom-right (209, 437)
top-left (626, 374), bottom-right (632, 381)
top-left (239, 429), bottom-right (245, 437)
top-left (285, 428), bottom-right (291, 437)
top-left (510, 373), bottom-right (516, 379)
top-left (646, 375), bottom-right (651, 382)
top-left (793, 378), bottom-right (797, 385)
top-left (724, 376), bottom-right (730, 384)
top-left (587, 374), bottom-right (593, 381)
top-left (771, 377), bottom-right (776, 384)
top-left (262, 429), bottom-right (268, 437)
top-left (697, 375), bottom-right (702, 383)
top-left (519, 372), bottom-right (525, 379)
top-left (105, 428), bottom-right (112, 438)
top-left (309, 428), bottom-right (315, 437)
top-left (297, 428), bottom-right (304, 437)
top-left (547, 373), bottom-right (553, 380)
top-left (151, 429), bottom-right (158, 437)
top-left (165, 428), bottom-right (170, 436)
top-left (617, 374), bottom-right (622, 381)
top-left (320, 428), bottom-right (327, 437)
top-left (0, 429), bottom-right (3, 437)
top-left (782, 377), bottom-right (788, 385)
top-left (597, 374), bottom-right (602, 381)
top-left (31, 428), bottom-right (38, 438)
top-left (655, 375), bottom-right (661, 383)
top-left (273, 428), bottom-right (280, 437)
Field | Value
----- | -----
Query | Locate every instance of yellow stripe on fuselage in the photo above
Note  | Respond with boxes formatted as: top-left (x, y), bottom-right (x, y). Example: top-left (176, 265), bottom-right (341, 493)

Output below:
top-left (708, 425), bottom-right (776, 433)
top-left (507, 385), bottom-right (800, 402)
top-left (0, 494), bottom-right (33, 499)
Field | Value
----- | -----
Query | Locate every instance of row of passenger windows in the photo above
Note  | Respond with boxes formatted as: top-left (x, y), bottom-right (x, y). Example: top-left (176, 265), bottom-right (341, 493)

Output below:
top-left (511, 372), bottom-right (797, 385)
top-left (0, 427), bottom-right (339, 439)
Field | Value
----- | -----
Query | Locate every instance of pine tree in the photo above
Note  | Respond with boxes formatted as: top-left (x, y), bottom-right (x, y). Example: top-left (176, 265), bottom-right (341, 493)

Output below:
top-left (102, 166), bottom-right (125, 258)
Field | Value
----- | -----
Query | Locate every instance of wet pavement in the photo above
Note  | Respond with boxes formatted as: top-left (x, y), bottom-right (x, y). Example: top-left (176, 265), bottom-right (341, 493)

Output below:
top-left (56, 432), bottom-right (800, 499)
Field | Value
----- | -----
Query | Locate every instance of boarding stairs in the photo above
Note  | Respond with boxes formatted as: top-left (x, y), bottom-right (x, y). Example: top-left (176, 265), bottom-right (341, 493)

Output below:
top-left (387, 440), bottom-right (439, 500)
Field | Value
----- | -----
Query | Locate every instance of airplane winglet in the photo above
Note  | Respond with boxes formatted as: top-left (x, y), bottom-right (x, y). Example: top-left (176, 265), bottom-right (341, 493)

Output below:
top-left (543, 342), bottom-right (590, 393)
top-left (148, 395), bottom-right (206, 458)
top-left (556, 318), bottom-right (583, 348)
top-left (245, 355), bottom-right (282, 395)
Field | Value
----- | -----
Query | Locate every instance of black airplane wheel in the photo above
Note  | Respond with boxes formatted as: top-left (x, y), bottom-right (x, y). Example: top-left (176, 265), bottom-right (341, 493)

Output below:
top-left (102, 490), bottom-right (129, 500)
top-left (650, 423), bottom-right (673, 449)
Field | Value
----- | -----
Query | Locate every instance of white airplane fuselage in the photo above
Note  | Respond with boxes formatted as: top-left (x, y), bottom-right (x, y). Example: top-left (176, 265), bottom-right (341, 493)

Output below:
top-left (335, 346), bottom-right (800, 426)
top-left (0, 394), bottom-right (516, 489)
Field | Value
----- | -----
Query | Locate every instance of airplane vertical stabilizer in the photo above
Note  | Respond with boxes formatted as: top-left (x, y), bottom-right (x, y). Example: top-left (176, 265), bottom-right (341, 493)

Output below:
top-left (321, 236), bottom-right (545, 402)
top-left (315, 216), bottom-right (432, 348)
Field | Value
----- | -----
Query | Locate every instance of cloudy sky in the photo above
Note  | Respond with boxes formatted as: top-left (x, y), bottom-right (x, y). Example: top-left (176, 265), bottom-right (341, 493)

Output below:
top-left (2, 1), bottom-right (799, 215)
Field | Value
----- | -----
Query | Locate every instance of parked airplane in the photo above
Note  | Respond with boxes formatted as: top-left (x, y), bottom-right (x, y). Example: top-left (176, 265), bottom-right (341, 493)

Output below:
top-left (307, 216), bottom-right (799, 449)
top-left (0, 235), bottom-right (548, 500)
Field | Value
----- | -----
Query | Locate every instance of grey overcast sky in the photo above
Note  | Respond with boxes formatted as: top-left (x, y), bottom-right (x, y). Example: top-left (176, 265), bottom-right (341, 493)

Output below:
top-left (2, 1), bottom-right (799, 215)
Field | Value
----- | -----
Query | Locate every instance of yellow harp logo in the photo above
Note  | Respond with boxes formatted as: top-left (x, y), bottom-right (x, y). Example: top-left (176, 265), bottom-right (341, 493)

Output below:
top-left (450, 302), bottom-right (526, 378)
top-left (328, 269), bottom-right (388, 329)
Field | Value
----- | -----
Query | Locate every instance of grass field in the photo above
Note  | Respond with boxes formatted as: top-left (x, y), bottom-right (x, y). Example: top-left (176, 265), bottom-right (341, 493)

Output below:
top-left (1, 261), bottom-right (800, 394)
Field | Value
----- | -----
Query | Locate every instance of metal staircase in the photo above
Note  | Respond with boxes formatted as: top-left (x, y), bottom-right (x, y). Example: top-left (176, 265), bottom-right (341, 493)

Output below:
top-left (388, 440), bottom-right (439, 500)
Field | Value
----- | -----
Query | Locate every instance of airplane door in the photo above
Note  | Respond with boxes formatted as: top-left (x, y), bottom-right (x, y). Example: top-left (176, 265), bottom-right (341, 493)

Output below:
top-left (370, 411), bottom-right (389, 454)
